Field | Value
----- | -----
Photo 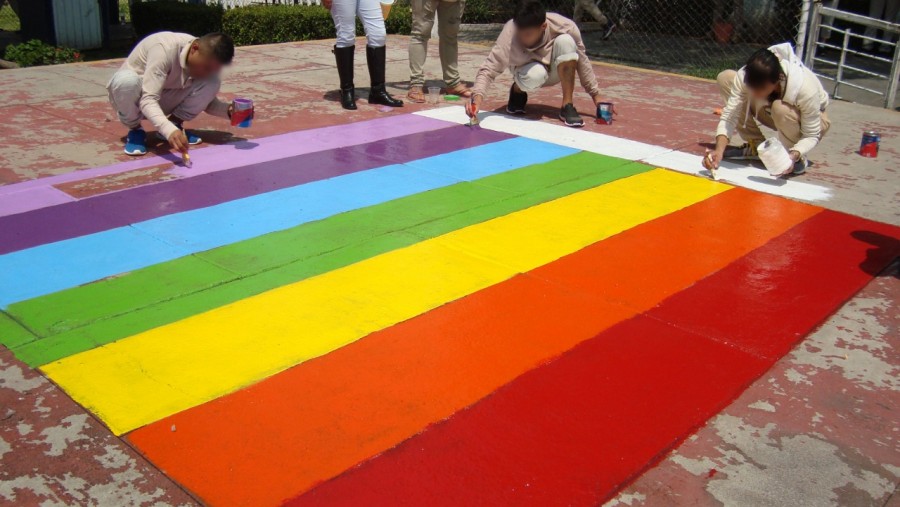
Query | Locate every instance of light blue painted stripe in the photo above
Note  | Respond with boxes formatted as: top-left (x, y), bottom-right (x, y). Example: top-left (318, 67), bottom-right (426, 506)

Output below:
top-left (0, 137), bottom-right (577, 307)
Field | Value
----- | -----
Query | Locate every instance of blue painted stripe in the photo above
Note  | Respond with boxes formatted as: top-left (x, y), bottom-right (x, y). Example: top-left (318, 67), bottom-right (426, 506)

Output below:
top-left (0, 138), bottom-right (577, 306)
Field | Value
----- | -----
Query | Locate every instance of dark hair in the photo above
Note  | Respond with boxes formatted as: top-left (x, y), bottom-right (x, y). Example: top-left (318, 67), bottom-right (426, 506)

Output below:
top-left (743, 48), bottom-right (782, 89)
top-left (198, 32), bottom-right (234, 64)
top-left (514, 0), bottom-right (546, 29)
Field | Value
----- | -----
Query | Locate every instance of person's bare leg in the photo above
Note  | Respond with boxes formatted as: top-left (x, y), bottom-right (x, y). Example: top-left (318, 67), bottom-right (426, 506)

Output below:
top-left (558, 60), bottom-right (577, 107)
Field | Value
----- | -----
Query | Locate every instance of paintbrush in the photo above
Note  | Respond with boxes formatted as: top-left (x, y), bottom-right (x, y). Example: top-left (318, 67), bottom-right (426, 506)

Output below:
top-left (704, 149), bottom-right (718, 181)
top-left (181, 128), bottom-right (192, 168)
top-left (466, 99), bottom-right (480, 128)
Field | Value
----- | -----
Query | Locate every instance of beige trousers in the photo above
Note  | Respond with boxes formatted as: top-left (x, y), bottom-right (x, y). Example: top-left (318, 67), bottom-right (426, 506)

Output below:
top-left (717, 69), bottom-right (830, 150)
top-left (408, 0), bottom-right (465, 87)
top-left (574, 0), bottom-right (608, 25)
top-left (107, 68), bottom-right (220, 130)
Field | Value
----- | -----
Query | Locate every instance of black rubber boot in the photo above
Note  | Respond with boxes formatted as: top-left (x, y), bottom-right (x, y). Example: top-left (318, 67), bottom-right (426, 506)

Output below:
top-left (333, 45), bottom-right (357, 110)
top-left (366, 45), bottom-right (403, 107)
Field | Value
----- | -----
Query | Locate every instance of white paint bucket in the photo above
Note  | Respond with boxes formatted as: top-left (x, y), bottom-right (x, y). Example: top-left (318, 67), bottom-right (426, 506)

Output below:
top-left (758, 138), bottom-right (793, 176)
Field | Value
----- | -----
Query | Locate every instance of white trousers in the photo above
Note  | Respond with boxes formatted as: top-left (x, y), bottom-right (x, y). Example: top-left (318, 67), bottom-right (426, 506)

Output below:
top-left (513, 34), bottom-right (579, 92)
top-left (332, 0), bottom-right (387, 48)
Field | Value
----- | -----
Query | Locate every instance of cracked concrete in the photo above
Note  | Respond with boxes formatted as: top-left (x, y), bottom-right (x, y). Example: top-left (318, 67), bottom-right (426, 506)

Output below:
top-left (605, 263), bottom-right (900, 507)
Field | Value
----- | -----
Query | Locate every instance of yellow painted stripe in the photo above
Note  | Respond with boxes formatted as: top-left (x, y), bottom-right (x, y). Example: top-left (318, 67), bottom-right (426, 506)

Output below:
top-left (43, 169), bottom-right (728, 435)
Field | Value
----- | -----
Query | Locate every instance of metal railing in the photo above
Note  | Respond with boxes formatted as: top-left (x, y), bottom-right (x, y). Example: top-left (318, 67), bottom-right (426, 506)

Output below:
top-left (804, 2), bottom-right (900, 108)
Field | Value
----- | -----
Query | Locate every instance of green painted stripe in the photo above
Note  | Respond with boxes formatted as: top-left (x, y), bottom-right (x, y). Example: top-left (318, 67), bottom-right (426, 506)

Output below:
top-left (10, 152), bottom-right (650, 366)
top-left (0, 311), bottom-right (37, 350)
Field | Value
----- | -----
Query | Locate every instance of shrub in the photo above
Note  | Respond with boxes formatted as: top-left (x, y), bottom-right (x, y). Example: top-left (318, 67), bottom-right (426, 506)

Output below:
top-left (4, 39), bottom-right (83, 67)
top-left (223, 5), bottom-right (334, 45)
top-left (131, 0), bottom-right (224, 39)
top-left (223, 4), bottom-right (412, 47)
top-left (463, 0), bottom-right (514, 23)
top-left (462, 1), bottom-right (573, 23)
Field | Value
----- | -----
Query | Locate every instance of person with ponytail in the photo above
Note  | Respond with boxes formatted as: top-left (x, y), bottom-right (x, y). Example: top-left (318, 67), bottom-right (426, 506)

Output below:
top-left (703, 43), bottom-right (830, 177)
top-left (323, 0), bottom-right (404, 110)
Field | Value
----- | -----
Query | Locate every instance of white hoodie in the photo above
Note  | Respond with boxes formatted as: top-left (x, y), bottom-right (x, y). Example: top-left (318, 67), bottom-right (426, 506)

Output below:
top-left (717, 43), bottom-right (830, 157)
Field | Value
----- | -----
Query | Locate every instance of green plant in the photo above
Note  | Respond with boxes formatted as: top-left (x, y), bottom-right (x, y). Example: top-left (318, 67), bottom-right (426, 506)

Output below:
top-left (462, 0), bottom-right (514, 23)
top-left (4, 39), bottom-right (83, 67)
top-left (223, 4), bottom-right (412, 47)
top-left (131, 0), bottom-right (224, 39)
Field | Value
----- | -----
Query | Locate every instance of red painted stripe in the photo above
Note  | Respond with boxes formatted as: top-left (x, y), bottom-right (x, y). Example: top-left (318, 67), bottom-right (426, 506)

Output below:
top-left (126, 190), bottom-right (819, 506)
top-left (646, 210), bottom-right (900, 360)
top-left (286, 210), bottom-right (899, 507)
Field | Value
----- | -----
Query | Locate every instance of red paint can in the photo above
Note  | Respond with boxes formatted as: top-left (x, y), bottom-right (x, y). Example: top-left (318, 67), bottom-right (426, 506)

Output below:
top-left (860, 130), bottom-right (880, 158)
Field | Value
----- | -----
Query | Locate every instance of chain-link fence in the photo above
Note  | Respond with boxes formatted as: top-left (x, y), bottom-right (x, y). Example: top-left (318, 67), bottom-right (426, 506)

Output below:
top-left (0, 0), bottom-right (20, 32)
top-left (570, 0), bottom-right (805, 77)
top-left (461, 0), bottom-right (806, 79)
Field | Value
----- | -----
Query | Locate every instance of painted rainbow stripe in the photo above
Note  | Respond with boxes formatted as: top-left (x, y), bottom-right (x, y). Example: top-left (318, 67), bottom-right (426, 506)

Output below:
top-left (1, 114), bottom-right (897, 507)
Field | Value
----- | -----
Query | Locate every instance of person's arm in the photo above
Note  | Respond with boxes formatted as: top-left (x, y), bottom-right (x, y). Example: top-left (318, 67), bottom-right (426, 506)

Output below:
top-left (204, 78), bottom-right (230, 119)
top-left (708, 70), bottom-right (746, 165)
top-left (790, 94), bottom-right (824, 157)
top-left (568, 25), bottom-right (603, 100)
top-left (471, 23), bottom-right (514, 103)
top-left (139, 44), bottom-right (179, 141)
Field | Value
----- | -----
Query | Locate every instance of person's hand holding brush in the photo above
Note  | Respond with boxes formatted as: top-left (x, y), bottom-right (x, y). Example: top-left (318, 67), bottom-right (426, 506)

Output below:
top-left (466, 94), bottom-right (482, 119)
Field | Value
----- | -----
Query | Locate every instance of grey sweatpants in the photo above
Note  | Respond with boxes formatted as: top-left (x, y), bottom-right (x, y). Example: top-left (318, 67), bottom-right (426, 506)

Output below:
top-left (107, 68), bottom-right (221, 130)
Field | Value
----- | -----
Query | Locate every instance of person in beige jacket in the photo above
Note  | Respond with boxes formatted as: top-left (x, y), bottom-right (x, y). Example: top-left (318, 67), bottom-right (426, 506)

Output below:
top-left (466, 1), bottom-right (606, 128)
top-left (107, 32), bottom-right (236, 156)
top-left (703, 43), bottom-right (830, 177)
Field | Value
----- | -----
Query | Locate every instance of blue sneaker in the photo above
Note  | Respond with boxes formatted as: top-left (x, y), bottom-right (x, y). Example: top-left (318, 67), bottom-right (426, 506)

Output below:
top-left (157, 128), bottom-right (202, 145)
top-left (124, 128), bottom-right (147, 156)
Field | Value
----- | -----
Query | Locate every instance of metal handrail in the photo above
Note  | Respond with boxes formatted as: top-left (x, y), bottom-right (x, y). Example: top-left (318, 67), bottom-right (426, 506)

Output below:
top-left (804, 1), bottom-right (900, 108)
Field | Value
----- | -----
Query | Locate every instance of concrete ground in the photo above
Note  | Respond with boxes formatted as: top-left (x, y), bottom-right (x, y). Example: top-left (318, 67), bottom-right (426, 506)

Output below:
top-left (0, 36), bottom-right (897, 506)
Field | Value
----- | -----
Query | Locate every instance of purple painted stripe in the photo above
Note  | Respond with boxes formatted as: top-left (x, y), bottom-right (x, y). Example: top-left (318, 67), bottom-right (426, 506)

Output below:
top-left (2, 187), bottom-right (75, 215)
top-left (0, 126), bottom-right (513, 255)
top-left (0, 114), bottom-right (453, 217)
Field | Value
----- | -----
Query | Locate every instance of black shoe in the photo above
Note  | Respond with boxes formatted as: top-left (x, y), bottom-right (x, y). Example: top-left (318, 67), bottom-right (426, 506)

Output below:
top-left (333, 45), bottom-right (357, 110)
top-left (366, 45), bottom-right (403, 107)
top-left (559, 103), bottom-right (584, 128)
top-left (507, 85), bottom-right (527, 114)
top-left (601, 22), bottom-right (617, 40)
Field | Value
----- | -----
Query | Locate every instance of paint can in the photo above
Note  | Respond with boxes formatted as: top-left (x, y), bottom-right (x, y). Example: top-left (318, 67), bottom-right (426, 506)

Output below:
top-left (859, 130), bottom-right (880, 158)
top-left (231, 98), bottom-right (254, 128)
top-left (758, 138), bottom-right (793, 176)
top-left (596, 102), bottom-right (615, 125)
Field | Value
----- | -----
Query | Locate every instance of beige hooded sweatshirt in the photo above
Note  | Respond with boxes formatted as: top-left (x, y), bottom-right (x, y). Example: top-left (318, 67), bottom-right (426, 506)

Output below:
top-left (471, 13), bottom-right (602, 99)
top-left (717, 42), bottom-right (829, 157)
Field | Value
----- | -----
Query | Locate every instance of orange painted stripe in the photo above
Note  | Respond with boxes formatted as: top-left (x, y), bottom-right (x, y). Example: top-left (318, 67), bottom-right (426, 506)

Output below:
top-left (127, 189), bottom-right (820, 507)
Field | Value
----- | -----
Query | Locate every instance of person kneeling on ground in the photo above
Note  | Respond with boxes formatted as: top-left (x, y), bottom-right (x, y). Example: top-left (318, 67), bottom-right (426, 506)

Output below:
top-left (465, 0), bottom-right (606, 128)
top-left (107, 32), bottom-right (237, 156)
top-left (703, 43), bottom-right (830, 177)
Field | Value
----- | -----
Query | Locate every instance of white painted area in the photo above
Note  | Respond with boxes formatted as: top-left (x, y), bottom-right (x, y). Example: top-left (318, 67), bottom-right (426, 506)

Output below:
top-left (414, 106), bottom-right (834, 202)
top-left (416, 106), bottom-right (671, 161)
top-left (643, 151), bottom-right (833, 202)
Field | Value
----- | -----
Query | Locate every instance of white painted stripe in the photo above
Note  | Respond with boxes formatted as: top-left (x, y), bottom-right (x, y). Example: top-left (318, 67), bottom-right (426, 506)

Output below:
top-left (642, 151), bottom-right (833, 202)
top-left (415, 106), bottom-right (670, 161)
top-left (414, 106), bottom-right (833, 202)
